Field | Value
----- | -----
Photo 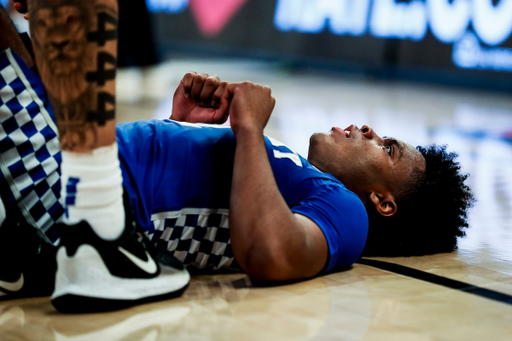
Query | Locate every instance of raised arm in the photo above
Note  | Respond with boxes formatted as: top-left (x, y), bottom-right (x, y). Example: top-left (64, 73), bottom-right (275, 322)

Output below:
top-left (227, 82), bottom-right (328, 282)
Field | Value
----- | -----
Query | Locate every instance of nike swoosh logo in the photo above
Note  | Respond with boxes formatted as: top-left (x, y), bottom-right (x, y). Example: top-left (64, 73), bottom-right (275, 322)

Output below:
top-left (0, 273), bottom-right (24, 292)
top-left (118, 247), bottom-right (158, 274)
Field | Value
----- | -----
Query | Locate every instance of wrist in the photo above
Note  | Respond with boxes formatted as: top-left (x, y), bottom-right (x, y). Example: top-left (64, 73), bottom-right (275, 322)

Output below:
top-left (233, 123), bottom-right (264, 139)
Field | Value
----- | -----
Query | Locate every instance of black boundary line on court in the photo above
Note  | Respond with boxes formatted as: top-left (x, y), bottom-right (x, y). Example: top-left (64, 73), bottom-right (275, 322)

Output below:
top-left (357, 258), bottom-right (512, 306)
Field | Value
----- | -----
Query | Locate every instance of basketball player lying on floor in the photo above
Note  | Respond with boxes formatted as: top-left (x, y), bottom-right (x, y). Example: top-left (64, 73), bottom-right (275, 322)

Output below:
top-left (0, 0), bottom-right (473, 313)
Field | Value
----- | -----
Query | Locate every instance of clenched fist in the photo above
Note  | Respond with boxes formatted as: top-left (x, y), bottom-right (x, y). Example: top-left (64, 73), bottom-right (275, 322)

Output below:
top-left (171, 72), bottom-right (230, 124)
top-left (227, 82), bottom-right (276, 136)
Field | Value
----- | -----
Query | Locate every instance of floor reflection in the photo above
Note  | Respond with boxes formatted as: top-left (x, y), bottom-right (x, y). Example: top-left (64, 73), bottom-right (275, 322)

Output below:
top-left (2, 261), bottom-right (511, 340)
top-left (0, 305), bottom-right (25, 333)
top-left (52, 305), bottom-right (190, 341)
top-left (0, 272), bottom-right (375, 341)
top-left (176, 275), bottom-right (334, 341)
top-left (0, 298), bottom-right (54, 341)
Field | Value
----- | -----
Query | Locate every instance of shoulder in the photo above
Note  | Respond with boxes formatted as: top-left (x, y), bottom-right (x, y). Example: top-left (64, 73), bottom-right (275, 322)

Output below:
top-left (291, 178), bottom-right (368, 271)
top-left (296, 178), bottom-right (367, 222)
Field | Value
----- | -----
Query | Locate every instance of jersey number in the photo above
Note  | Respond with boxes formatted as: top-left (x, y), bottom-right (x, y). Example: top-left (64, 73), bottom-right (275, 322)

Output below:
top-left (268, 137), bottom-right (303, 167)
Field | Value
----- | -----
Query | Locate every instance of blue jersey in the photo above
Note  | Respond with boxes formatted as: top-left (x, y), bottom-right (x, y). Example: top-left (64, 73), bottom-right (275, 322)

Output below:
top-left (117, 119), bottom-right (368, 273)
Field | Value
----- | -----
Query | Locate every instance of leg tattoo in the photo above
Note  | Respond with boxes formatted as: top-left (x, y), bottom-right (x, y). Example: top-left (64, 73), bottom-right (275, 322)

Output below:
top-left (28, 0), bottom-right (118, 152)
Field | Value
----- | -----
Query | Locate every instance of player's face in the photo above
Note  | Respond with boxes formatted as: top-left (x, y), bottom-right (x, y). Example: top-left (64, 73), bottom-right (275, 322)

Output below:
top-left (307, 125), bottom-right (425, 200)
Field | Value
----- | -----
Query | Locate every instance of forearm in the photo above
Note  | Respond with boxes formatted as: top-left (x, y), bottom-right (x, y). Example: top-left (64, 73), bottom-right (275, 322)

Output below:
top-left (229, 127), bottom-right (308, 281)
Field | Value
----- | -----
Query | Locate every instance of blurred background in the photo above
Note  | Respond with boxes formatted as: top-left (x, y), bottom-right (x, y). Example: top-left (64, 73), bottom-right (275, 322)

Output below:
top-left (4, 0), bottom-right (512, 260)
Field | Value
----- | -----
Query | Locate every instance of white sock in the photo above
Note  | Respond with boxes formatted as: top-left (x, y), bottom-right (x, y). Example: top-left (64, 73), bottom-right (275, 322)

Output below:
top-left (61, 142), bottom-right (125, 240)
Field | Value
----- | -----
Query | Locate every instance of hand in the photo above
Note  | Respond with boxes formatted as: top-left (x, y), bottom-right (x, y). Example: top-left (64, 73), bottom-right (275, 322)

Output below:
top-left (171, 72), bottom-right (230, 124)
top-left (13, 1), bottom-right (29, 20)
top-left (227, 82), bottom-right (276, 136)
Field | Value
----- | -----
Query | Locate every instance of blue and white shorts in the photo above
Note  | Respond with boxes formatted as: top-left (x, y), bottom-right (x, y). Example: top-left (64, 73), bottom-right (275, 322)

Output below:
top-left (0, 48), bottom-right (64, 242)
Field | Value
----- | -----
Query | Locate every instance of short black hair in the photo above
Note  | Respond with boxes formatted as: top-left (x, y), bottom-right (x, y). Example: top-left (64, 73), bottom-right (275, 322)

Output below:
top-left (362, 145), bottom-right (475, 257)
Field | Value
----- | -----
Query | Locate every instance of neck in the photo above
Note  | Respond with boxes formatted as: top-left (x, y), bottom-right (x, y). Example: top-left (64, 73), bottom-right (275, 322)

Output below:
top-left (307, 158), bottom-right (370, 205)
top-left (348, 187), bottom-right (368, 205)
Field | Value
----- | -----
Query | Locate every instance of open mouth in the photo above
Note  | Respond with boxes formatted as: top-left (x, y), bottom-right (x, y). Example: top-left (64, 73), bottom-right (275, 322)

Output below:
top-left (332, 126), bottom-right (353, 138)
top-left (343, 125), bottom-right (354, 138)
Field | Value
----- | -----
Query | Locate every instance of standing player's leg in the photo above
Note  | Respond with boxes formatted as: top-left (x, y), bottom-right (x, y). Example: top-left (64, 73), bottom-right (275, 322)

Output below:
top-left (28, 0), bottom-right (122, 231)
top-left (27, 0), bottom-right (189, 313)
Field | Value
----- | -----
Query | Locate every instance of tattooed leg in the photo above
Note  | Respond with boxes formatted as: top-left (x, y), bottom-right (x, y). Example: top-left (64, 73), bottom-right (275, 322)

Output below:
top-left (28, 0), bottom-right (118, 152)
top-left (28, 0), bottom-right (125, 240)
top-left (0, 4), bottom-right (34, 67)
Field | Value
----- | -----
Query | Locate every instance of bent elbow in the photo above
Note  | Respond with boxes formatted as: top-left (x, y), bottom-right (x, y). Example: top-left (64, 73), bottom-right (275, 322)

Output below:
top-left (241, 251), bottom-right (301, 283)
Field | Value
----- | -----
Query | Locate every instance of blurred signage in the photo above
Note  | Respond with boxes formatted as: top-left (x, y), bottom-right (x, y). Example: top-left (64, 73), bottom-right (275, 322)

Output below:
top-left (148, 0), bottom-right (247, 37)
top-left (273, 0), bottom-right (512, 72)
top-left (147, 0), bottom-right (512, 77)
top-left (275, 0), bottom-right (512, 45)
top-left (147, 0), bottom-right (189, 13)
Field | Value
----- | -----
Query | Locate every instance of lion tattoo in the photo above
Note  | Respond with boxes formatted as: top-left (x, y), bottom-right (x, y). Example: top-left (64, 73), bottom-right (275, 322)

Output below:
top-left (31, 2), bottom-right (95, 106)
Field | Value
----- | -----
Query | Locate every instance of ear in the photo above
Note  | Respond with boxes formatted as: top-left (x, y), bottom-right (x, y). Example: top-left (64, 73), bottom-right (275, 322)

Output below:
top-left (368, 191), bottom-right (398, 217)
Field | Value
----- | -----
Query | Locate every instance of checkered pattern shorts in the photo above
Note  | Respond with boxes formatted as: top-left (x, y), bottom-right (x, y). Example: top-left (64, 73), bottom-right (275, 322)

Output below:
top-left (150, 208), bottom-right (240, 271)
top-left (0, 48), bottom-right (64, 241)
